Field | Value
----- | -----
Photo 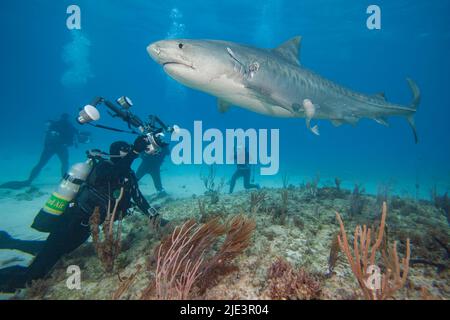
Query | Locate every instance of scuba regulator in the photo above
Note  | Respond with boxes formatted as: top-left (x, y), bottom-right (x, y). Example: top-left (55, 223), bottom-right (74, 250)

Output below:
top-left (77, 96), bottom-right (179, 156)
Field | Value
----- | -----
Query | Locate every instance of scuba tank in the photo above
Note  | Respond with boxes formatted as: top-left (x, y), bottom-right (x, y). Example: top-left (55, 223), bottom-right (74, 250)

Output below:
top-left (31, 159), bottom-right (94, 233)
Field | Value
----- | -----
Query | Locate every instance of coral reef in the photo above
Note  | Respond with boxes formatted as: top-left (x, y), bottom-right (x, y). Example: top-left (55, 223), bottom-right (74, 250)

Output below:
top-left (327, 233), bottom-right (340, 276)
top-left (281, 172), bottom-right (290, 189)
top-left (432, 191), bottom-right (449, 226)
top-left (112, 264), bottom-right (142, 300)
top-left (250, 190), bottom-right (267, 215)
top-left (349, 184), bottom-right (366, 217)
top-left (265, 257), bottom-right (322, 300)
top-left (15, 183), bottom-right (449, 300)
top-left (334, 177), bottom-right (342, 192)
top-left (376, 180), bottom-right (395, 206)
top-left (304, 173), bottom-right (320, 199)
top-left (141, 215), bottom-right (254, 300)
top-left (200, 165), bottom-right (225, 204)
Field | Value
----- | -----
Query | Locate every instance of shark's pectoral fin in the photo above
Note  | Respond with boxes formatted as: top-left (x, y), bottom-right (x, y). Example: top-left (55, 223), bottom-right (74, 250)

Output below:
top-left (374, 117), bottom-right (389, 127)
top-left (217, 99), bottom-right (231, 113)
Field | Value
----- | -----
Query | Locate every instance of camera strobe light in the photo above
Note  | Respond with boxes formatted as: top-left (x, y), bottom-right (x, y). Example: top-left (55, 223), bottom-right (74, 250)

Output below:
top-left (78, 105), bottom-right (100, 124)
top-left (117, 96), bottom-right (133, 109)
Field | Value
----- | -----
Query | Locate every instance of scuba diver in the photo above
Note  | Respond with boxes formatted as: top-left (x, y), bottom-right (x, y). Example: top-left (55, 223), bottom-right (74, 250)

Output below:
top-left (136, 140), bottom-right (170, 197)
top-left (229, 145), bottom-right (260, 194)
top-left (0, 113), bottom-right (82, 190)
top-left (0, 136), bottom-right (163, 293)
top-left (78, 97), bottom-right (174, 198)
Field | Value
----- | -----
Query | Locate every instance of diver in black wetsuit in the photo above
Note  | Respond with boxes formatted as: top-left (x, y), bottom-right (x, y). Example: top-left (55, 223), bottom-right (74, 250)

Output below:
top-left (136, 144), bottom-right (170, 197)
top-left (229, 146), bottom-right (260, 194)
top-left (0, 113), bottom-right (80, 190)
top-left (0, 137), bottom-right (162, 293)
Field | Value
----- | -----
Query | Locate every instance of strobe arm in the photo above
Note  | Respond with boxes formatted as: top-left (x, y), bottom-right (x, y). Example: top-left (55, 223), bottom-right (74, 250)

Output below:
top-left (90, 97), bottom-right (105, 106)
top-left (89, 97), bottom-right (144, 129)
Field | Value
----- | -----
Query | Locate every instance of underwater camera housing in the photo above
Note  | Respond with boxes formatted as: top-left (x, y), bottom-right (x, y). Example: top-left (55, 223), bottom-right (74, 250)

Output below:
top-left (78, 96), bottom-right (179, 155)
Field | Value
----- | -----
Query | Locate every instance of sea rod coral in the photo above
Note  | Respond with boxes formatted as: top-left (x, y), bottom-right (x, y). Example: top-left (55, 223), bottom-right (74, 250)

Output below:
top-left (335, 202), bottom-right (411, 300)
top-left (89, 187), bottom-right (124, 273)
top-left (140, 215), bottom-right (256, 300)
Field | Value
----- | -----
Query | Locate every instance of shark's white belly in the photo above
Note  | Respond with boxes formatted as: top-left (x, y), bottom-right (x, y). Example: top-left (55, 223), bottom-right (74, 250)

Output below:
top-left (165, 68), bottom-right (296, 117)
top-left (227, 94), bottom-right (293, 117)
top-left (208, 74), bottom-right (294, 118)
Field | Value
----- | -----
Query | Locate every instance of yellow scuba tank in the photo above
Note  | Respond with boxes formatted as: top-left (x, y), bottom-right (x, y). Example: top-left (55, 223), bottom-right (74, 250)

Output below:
top-left (31, 159), bottom-right (94, 233)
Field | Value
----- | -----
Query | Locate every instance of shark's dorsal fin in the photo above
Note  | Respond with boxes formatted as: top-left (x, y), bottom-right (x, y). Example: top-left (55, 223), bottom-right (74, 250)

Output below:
top-left (272, 36), bottom-right (302, 66)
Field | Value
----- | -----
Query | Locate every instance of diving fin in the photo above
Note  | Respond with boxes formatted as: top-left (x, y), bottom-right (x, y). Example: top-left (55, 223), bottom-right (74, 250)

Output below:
top-left (0, 180), bottom-right (31, 190)
top-left (0, 231), bottom-right (13, 250)
top-left (0, 231), bottom-right (44, 255)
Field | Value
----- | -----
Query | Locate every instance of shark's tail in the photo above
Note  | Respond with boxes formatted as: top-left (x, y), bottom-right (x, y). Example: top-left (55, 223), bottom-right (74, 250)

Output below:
top-left (405, 78), bottom-right (421, 144)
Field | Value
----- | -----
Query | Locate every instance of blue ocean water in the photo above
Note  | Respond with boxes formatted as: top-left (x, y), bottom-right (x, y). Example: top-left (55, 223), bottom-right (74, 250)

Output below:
top-left (0, 0), bottom-right (449, 197)
top-left (0, 0), bottom-right (450, 302)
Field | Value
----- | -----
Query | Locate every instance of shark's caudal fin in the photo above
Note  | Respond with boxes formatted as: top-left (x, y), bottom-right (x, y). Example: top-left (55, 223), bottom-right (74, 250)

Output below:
top-left (405, 78), bottom-right (421, 144)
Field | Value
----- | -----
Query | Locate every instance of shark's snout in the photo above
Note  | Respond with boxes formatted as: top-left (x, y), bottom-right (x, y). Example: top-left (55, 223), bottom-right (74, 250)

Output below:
top-left (147, 40), bottom-right (195, 71)
top-left (147, 42), bottom-right (163, 63)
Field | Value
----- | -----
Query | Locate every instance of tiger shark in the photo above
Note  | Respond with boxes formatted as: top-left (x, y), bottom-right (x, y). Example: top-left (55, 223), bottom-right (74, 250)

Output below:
top-left (147, 36), bottom-right (421, 142)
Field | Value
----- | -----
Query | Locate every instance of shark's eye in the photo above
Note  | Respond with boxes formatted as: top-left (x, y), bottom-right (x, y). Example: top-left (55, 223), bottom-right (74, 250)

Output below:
top-left (178, 43), bottom-right (184, 49)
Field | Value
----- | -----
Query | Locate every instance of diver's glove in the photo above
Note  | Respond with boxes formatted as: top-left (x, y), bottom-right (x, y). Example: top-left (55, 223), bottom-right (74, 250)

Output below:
top-left (133, 135), bottom-right (149, 154)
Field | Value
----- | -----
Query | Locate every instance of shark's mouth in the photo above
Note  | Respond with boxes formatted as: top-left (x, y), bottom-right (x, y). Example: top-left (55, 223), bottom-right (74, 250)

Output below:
top-left (163, 61), bottom-right (195, 70)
